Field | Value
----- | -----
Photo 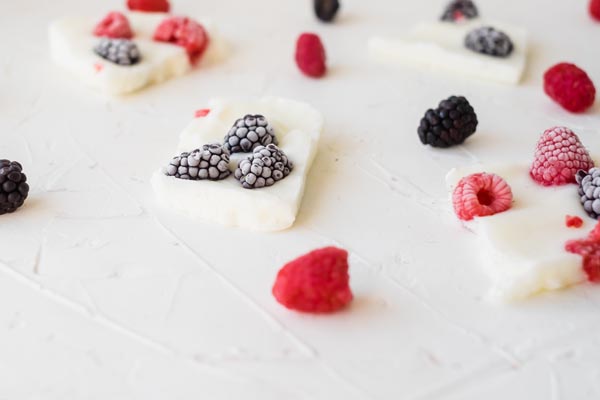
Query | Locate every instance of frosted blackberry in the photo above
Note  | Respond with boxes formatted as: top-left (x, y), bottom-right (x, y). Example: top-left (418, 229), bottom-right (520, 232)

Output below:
top-left (577, 168), bottom-right (600, 219)
top-left (0, 160), bottom-right (29, 215)
top-left (234, 144), bottom-right (293, 189)
top-left (94, 38), bottom-right (141, 66)
top-left (441, 0), bottom-right (478, 22)
top-left (314, 0), bottom-right (340, 22)
top-left (164, 144), bottom-right (230, 181)
top-left (418, 96), bottom-right (478, 148)
top-left (223, 115), bottom-right (277, 154)
top-left (465, 26), bottom-right (514, 58)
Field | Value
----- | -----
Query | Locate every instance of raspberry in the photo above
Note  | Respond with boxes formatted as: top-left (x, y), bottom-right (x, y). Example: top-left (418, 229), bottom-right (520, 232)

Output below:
top-left (272, 247), bottom-right (353, 313)
top-left (530, 127), bottom-right (594, 186)
top-left (590, 0), bottom-right (600, 21)
top-left (565, 221), bottom-right (600, 282)
top-left (127, 0), bottom-right (170, 12)
top-left (295, 33), bottom-right (326, 78)
top-left (452, 173), bottom-right (513, 221)
top-left (566, 215), bottom-right (584, 228)
top-left (93, 12), bottom-right (133, 39)
top-left (544, 63), bottom-right (596, 113)
top-left (153, 17), bottom-right (210, 63)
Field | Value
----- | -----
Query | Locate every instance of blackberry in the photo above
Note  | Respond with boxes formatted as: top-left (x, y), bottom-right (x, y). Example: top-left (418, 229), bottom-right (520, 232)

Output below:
top-left (440, 0), bottom-right (479, 22)
top-left (94, 38), bottom-right (141, 66)
top-left (0, 160), bottom-right (29, 215)
top-left (577, 168), bottom-right (600, 219)
top-left (418, 96), bottom-right (478, 148)
top-left (465, 26), bottom-right (514, 58)
top-left (165, 144), bottom-right (230, 180)
top-left (223, 115), bottom-right (278, 154)
top-left (234, 144), bottom-right (293, 189)
top-left (314, 0), bottom-right (340, 22)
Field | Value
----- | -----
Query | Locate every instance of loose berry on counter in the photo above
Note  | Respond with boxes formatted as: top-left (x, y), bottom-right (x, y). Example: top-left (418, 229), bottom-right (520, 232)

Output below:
top-left (544, 63), bottom-right (596, 113)
top-left (94, 38), bottom-right (141, 66)
top-left (272, 247), bottom-right (353, 313)
top-left (440, 0), bottom-right (479, 22)
top-left (295, 33), bottom-right (327, 78)
top-left (234, 144), bottom-right (293, 189)
top-left (452, 172), bottom-right (513, 221)
top-left (576, 168), bottom-right (600, 219)
top-left (0, 160), bottom-right (29, 215)
top-left (465, 26), bottom-right (514, 58)
top-left (93, 12), bottom-right (133, 39)
top-left (530, 127), bottom-right (594, 186)
top-left (153, 17), bottom-right (210, 63)
top-left (223, 114), bottom-right (277, 154)
top-left (566, 215), bottom-right (584, 228)
top-left (590, 0), bottom-right (600, 21)
top-left (418, 96), bottom-right (478, 148)
top-left (565, 221), bottom-right (600, 282)
top-left (165, 144), bottom-right (230, 180)
top-left (314, 0), bottom-right (340, 22)
top-left (127, 0), bottom-right (170, 12)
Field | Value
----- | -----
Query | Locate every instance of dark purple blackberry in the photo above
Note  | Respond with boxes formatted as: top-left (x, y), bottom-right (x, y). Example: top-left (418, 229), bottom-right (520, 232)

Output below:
top-left (440, 0), bottom-right (479, 22)
top-left (165, 144), bottom-right (230, 180)
top-left (0, 160), bottom-right (29, 215)
top-left (234, 144), bottom-right (293, 189)
top-left (314, 0), bottom-right (340, 22)
top-left (223, 115), bottom-right (277, 154)
top-left (577, 168), bottom-right (600, 219)
top-left (465, 26), bottom-right (514, 58)
top-left (418, 96), bottom-right (478, 148)
top-left (94, 38), bottom-right (141, 66)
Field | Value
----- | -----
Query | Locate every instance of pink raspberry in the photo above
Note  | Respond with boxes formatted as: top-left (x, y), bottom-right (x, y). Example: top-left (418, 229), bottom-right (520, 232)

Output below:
top-left (295, 33), bottom-right (327, 78)
top-left (93, 12), bottom-right (133, 39)
top-left (566, 221), bottom-right (600, 282)
top-left (530, 127), bottom-right (594, 186)
top-left (544, 63), bottom-right (596, 113)
top-left (452, 173), bottom-right (513, 221)
top-left (127, 0), bottom-right (170, 12)
top-left (590, 0), bottom-right (600, 21)
top-left (153, 17), bottom-right (210, 64)
top-left (272, 247), bottom-right (353, 313)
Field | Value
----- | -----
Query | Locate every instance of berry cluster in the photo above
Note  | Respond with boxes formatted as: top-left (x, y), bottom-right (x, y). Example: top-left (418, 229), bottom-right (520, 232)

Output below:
top-left (0, 160), bottom-right (29, 215)
top-left (93, 12), bottom-right (133, 39)
top-left (153, 17), bottom-right (210, 63)
top-left (440, 0), bottom-right (479, 22)
top-left (165, 144), bottom-right (230, 181)
top-left (465, 26), bottom-right (514, 58)
top-left (544, 63), bottom-right (596, 113)
top-left (452, 173), bottom-right (513, 221)
top-left (418, 96), bottom-right (478, 148)
top-left (234, 144), bottom-right (293, 189)
top-left (94, 38), bottom-right (141, 66)
top-left (577, 168), bottom-right (600, 219)
top-left (223, 114), bottom-right (277, 154)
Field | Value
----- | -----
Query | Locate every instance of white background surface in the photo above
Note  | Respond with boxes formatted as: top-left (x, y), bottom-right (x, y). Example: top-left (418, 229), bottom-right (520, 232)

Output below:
top-left (1, 0), bottom-right (600, 398)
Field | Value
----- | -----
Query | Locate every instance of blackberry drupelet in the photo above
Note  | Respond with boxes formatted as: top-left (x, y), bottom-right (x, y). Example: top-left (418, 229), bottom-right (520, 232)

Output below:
top-left (94, 38), bottom-right (141, 66)
top-left (418, 96), bottom-right (478, 148)
top-left (0, 160), bottom-right (29, 215)
top-left (577, 168), bottom-right (600, 219)
top-left (465, 26), bottom-right (514, 58)
top-left (165, 144), bottom-right (230, 180)
top-left (223, 115), bottom-right (277, 154)
top-left (234, 144), bottom-right (293, 189)
top-left (440, 0), bottom-right (478, 22)
top-left (314, 0), bottom-right (340, 22)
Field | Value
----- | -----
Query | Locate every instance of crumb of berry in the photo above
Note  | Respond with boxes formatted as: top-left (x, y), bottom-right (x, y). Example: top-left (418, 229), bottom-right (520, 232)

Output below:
top-left (530, 127), bottom-right (594, 186)
top-left (566, 215), bottom-right (584, 228)
top-left (94, 38), bottom-right (141, 66)
top-left (295, 33), bottom-right (327, 78)
top-left (314, 0), bottom-right (340, 22)
top-left (223, 114), bottom-right (277, 154)
top-left (234, 144), bottom-right (292, 189)
top-left (565, 221), bottom-right (600, 282)
top-left (127, 0), bottom-right (170, 12)
top-left (93, 12), bottom-right (133, 39)
top-left (440, 0), bottom-right (479, 22)
top-left (452, 172), bottom-right (513, 221)
top-left (590, 0), bottom-right (600, 21)
top-left (272, 247), bottom-right (353, 313)
top-left (544, 63), bottom-right (596, 113)
top-left (576, 168), bottom-right (600, 219)
top-left (195, 109), bottom-right (210, 118)
top-left (164, 144), bottom-right (230, 180)
top-left (418, 96), bottom-right (478, 148)
top-left (0, 160), bottom-right (29, 215)
top-left (153, 17), bottom-right (210, 63)
top-left (464, 26), bottom-right (514, 58)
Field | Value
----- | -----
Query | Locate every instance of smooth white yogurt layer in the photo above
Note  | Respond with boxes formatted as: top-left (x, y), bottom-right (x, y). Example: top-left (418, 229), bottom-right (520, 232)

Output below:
top-left (369, 19), bottom-right (528, 84)
top-left (151, 97), bottom-right (323, 232)
top-left (446, 164), bottom-right (588, 302)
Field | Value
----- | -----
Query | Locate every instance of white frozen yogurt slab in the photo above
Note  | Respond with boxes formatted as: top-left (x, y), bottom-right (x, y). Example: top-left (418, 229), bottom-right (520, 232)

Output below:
top-left (369, 19), bottom-right (528, 84)
top-left (151, 97), bottom-right (323, 232)
top-left (446, 163), bottom-right (589, 302)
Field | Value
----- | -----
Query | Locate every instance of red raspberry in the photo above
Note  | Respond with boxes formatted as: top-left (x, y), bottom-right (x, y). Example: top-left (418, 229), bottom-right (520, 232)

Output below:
top-left (565, 221), bottom-right (600, 282)
top-left (590, 0), bottom-right (600, 21)
top-left (566, 215), bottom-right (584, 228)
top-left (295, 33), bottom-right (327, 78)
top-left (544, 63), bottom-right (596, 113)
top-left (272, 247), bottom-right (353, 313)
top-left (530, 127), bottom-right (594, 186)
top-left (127, 0), bottom-right (170, 12)
top-left (153, 17), bottom-right (210, 64)
top-left (93, 12), bottom-right (133, 39)
top-left (452, 173), bottom-right (513, 221)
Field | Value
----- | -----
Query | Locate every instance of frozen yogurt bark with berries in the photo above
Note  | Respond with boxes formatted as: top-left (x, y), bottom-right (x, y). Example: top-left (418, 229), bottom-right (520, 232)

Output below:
top-left (151, 97), bottom-right (323, 232)
top-left (49, 2), bottom-right (224, 95)
top-left (369, 0), bottom-right (528, 84)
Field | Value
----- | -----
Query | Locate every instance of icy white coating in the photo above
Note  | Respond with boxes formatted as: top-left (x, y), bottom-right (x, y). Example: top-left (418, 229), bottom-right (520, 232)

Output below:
top-left (49, 12), bottom-right (225, 95)
top-left (151, 97), bottom-right (322, 231)
top-left (369, 19), bottom-right (528, 84)
top-left (446, 164), bottom-right (589, 302)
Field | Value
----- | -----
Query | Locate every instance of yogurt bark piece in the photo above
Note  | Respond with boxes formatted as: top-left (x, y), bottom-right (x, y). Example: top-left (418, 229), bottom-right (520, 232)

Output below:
top-left (446, 163), bottom-right (589, 302)
top-left (151, 97), bottom-right (323, 232)
top-left (369, 19), bottom-right (528, 84)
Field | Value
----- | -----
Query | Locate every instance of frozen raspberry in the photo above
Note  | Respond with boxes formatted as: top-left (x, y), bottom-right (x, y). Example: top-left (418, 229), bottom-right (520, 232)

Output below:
top-left (295, 33), bottom-right (326, 78)
top-left (127, 0), bottom-right (170, 12)
top-left (590, 0), bottom-right (600, 21)
top-left (565, 221), bottom-right (600, 282)
top-left (544, 63), bottom-right (596, 113)
top-left (530, 127), bottom-right (594, 186)
top-left (93, 12), bottom-right (133, 39)
top-left (566, 215), bottom-right (584, 228)
top-left (452, 173), bottom-right (513, 221)
top-left (153, 17), bottom-right (210, 63)
top-left (272, 247), bottom-right (353, 313)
